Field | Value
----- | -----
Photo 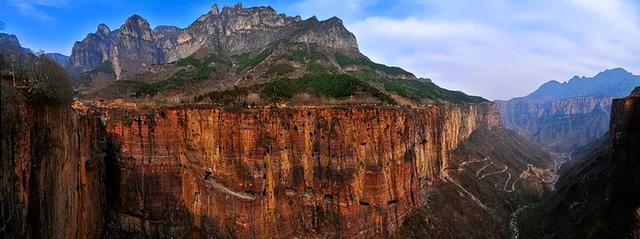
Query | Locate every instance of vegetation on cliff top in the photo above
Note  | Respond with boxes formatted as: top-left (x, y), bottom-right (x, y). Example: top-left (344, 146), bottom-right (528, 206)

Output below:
top-left (0, 52), bottom-right (73, 105)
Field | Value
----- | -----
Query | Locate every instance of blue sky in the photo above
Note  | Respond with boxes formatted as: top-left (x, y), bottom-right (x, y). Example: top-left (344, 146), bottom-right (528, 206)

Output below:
top-left (1, 0), bottom-right (639, 99)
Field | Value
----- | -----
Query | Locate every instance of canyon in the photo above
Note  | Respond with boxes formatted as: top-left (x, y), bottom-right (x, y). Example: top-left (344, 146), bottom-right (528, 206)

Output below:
top-left (2, 2), bottom-right (639, 238)
top-left (1, 85), bottom-right (560, 237)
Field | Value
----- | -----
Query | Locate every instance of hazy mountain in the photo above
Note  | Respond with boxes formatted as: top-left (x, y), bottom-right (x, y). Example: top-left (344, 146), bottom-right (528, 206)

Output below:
top-left (497, 68), bottom-right (639, 153)
top-left (526, 68), bottom-right (640, 101)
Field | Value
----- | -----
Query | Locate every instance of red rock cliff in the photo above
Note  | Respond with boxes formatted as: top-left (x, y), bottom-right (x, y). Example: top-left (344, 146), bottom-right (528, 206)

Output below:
top-left (101, 103), bottom-right (501, 238)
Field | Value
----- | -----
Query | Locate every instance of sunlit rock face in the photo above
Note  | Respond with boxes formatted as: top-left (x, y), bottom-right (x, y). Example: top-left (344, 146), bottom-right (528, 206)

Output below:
top-left (99, 103), bottom-right (501, 238)
top-left (3, 88), bottom-right (557, 238)
top-left (69, 4), bottom-right (358, 79)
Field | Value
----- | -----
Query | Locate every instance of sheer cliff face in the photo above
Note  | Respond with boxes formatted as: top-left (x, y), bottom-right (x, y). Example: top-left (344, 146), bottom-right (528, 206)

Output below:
top-left (497, 96), bottom-right (612, 153)
top-left (101, 104), bottom-right (501, 237)
top-left (69, 4), bottom-right (358, 78)
top-left (3, 93), bottom-right (554, 238)
top-left (1, 91), bottom-right (106, 239)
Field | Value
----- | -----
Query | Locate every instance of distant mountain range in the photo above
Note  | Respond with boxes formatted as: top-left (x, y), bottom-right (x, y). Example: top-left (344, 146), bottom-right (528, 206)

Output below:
top-left (497, 68), bottom-right (639, 153)
top-left (526, 68), bottom-right (640, 101)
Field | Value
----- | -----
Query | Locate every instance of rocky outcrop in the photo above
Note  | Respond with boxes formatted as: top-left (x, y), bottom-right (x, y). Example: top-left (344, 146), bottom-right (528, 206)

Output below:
top-left (69, 3), bottom-right (358, 79)
top-left (0, 33), bottom-right (31, 54)
top-left (100, 103), bottom-right (501, 238)
top-left (497, 68), bottom-right (639, 153)
top-left (69, 24), bottom-right (114, 72)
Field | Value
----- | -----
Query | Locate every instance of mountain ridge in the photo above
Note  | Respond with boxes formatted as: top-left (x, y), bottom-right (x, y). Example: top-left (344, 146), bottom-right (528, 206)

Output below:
top-left (69, 3), bottom-right (359, 79)
top-left (525, 68), bottom-right (639, 101)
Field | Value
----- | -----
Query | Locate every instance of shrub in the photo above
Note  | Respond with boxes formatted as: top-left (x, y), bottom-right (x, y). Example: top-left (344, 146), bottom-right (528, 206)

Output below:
top-left (29, 57), bottom-right (73, 104)
top-left (233, 48), bottom-right (272, 72)
top-left (265, 63), bottom-right (295, 76)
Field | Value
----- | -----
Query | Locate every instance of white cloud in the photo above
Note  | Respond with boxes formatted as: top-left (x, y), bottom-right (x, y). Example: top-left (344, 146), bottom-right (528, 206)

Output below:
top-left (7, 0), bottom-right (70, 22)
top-left (347, 0), bottom-right (640, 100)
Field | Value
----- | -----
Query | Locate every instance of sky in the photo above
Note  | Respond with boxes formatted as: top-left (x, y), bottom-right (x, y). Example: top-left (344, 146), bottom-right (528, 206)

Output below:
top-left (1, 0), bottom-right (639, 100)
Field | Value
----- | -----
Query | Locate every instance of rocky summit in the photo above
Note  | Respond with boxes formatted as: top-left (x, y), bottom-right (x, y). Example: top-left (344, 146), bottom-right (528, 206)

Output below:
top-left (70, 4), bottom-right (357, 79)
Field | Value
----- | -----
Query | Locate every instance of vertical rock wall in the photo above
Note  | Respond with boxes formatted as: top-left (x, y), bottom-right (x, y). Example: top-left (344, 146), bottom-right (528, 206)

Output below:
top-left (102, 103), bottom-right (501, 238)
top-left (0, 94), bottom-right (503, 238)
top-left (0, 96), bottom-right (106, 239)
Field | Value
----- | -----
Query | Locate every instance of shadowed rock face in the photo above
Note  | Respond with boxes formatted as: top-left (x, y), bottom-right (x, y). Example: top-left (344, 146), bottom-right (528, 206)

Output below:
top-left (497, 68), bottom-right (640, 153)
top-left (1, 88), bottom-right (106, 239)
top-left (69, 4), bottom-right (358, 79)
top-left (398, 127), bottom-right (555, 238)
top-left (520, 92), bottom-right (640, 238)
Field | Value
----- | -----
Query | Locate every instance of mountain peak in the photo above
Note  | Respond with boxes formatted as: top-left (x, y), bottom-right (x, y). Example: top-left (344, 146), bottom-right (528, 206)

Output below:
top-left (124, 14), bottom-right (149, 26)
top-left (70, 3), bottom-right (360, 77)
top-left (96, 23), bottom-right (111, 35)
top-left (211, 3), bottom-right (219, 15)
top-left (325, 16), bottom-right (343, 25)
top-left (120, 14), bottom-right (152, 39)
top-left (595, 67), bottom-right (631, 78)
